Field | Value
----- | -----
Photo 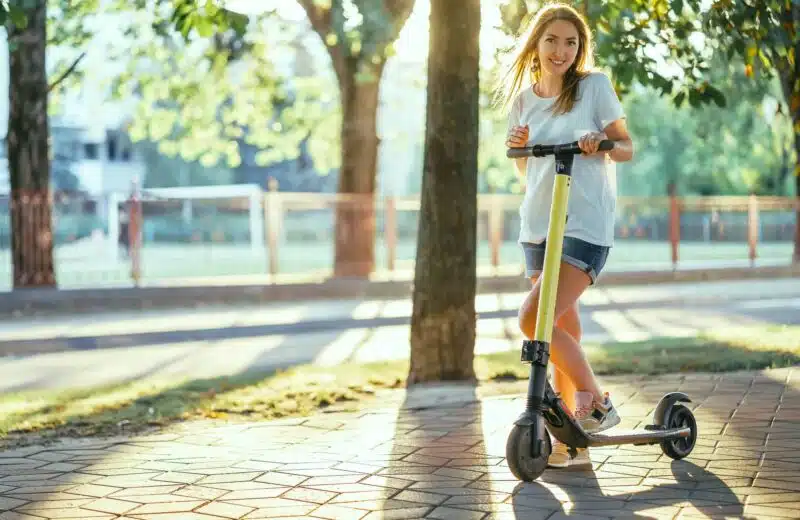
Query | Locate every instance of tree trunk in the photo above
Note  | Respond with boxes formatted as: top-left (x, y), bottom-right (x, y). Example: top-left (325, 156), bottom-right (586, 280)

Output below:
top-left (783, 7), bottom-right (800, 264)
top-left (794, 131), bottom-right (800, 263)
top-left (297, 1), bottom-right (415, 279)
top-left (333, 68), bottom-right (383, 278)
top-left (408, 0), bottom-right (481, 384)
top-left (7, 0), bottom-right (56, 288)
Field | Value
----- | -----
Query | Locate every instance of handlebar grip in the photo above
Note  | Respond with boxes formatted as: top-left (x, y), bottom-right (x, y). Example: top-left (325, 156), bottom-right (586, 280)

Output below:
top-left (598, 140), bottom-right (614, 152)
top-left (506, 147), bottom-right (534, 158)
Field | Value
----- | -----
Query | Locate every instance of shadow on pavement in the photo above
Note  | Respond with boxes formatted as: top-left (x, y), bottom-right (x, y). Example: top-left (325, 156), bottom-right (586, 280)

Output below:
top-left (510, 458), bottom-right (752, 519)
top-left (0, 298), bottom-right (382, 357)
top-left (378, 376), bottom-right (765, 519)
top-left (374, 383), bottom-right (494, 517)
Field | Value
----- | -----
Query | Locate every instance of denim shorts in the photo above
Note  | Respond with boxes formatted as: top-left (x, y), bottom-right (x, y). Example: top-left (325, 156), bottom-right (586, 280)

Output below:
top-left (521, 236), bottom-right (610, 285)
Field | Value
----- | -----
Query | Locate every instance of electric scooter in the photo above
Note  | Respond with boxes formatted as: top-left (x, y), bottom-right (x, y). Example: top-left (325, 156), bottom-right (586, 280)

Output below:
top-left (504, 140), bottom-right (697, 482)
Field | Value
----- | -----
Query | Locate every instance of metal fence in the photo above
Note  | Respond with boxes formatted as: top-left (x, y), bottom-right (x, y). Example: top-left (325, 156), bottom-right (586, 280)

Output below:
top-left (0, 186), bottom-right (797, 290)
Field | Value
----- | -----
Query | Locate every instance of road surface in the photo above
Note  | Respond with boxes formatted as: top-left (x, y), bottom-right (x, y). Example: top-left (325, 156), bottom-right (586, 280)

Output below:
top-left (0, 278), bottom-right (798, 393)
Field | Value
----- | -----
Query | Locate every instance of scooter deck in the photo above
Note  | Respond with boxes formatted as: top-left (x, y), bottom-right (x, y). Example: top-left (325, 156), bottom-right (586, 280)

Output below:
top-left (586, 426), bottom-right (692, 447)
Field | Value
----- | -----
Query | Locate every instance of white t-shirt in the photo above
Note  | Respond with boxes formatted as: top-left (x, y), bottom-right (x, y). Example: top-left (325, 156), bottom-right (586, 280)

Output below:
top-left (508, 71), bottom-right (626, 247)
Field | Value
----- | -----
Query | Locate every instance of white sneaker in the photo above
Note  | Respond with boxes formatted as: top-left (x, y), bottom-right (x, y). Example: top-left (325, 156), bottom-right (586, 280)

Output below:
top-left (575, 391), bottom-right (621, 433)
top-left (548, 439), bottom-right (591, 469)
top-left (570, 446), bottom-right (591, 467)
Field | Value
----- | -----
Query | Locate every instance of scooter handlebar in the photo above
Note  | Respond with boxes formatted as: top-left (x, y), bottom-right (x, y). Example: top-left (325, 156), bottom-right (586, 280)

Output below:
top-left (507, 139), bottom-right (614, 158)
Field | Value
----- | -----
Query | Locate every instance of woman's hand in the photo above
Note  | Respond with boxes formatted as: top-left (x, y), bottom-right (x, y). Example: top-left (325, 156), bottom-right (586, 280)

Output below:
top-left (507, 125), bottom-right (529, 148)
top-left (578, 131), bottom-right (610, 156)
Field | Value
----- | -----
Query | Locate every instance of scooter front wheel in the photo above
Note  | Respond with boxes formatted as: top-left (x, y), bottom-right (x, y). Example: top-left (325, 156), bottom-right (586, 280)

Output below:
top-left (505, 423), bottom-right (551, 481)
top-left (660, 404), bottom-right (697, 459)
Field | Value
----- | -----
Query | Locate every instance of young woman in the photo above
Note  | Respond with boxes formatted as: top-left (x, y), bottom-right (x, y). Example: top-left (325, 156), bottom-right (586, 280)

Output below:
top-left (500, 3), bottom-right (634, 468)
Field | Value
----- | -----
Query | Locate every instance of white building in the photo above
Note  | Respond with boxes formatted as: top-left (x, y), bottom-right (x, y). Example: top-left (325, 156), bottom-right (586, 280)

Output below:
top-left (0, 76), bottom-right (145, 198)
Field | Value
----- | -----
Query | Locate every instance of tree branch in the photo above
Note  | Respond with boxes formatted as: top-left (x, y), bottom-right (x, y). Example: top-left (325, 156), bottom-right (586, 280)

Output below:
top-left (296, 0), bottom-right (349, 85)
top-left (48, 52), bottom-right (87, 93)
top-left (296, 0), bottom-right (332, 36)
top-left (383, 0), bottom-right (415, 39)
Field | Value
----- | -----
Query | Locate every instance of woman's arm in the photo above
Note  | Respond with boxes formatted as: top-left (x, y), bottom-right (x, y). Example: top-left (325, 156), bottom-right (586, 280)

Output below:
top-left (507, 123), bottom-right (530, 177)
top-left (513, 158), bottom-right (527, 177)
top-left (603, 118), bottom-right (634, 163)
top-left (578, 119), bottom-right (634, 162)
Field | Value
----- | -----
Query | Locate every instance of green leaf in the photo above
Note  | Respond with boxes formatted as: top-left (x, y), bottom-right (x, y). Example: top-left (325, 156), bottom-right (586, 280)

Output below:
top-left (9, 6), bottom-right (28, 28)
top-left (195, 15), bottom-right (212, 37)
top-left (705, 85), bottom-right (727, 107)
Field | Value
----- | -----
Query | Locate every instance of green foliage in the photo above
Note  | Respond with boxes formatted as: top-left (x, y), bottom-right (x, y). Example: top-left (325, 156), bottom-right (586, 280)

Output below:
top-left (703, 1), bottom-right (798, 187)
top-left (495, 0), bottom-right (726, 106)
top-left (118, 0), bottom-right (414, 176)
top-left (0, 1), bottom-right (29, 29)
top-left (169, 0), bottom-right (249, 39)
top-left (619, 52), bottom-right (793, 196)
top-left (102, 4), bottom-right (336, 173)
top-left (98, 0), bottom-right (417, 176)
top-left (705, 0), bottom-right (795, 75)
top-left (480, 0), bottom-right (796, 196)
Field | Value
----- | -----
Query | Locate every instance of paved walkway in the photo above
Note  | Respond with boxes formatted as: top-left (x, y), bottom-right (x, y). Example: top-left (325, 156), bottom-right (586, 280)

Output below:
top-left (0, 367), bottom-right (798, 519)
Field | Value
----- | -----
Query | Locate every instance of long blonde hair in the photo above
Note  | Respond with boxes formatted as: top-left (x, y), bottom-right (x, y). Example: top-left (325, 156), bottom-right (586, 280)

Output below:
top-left (497, 2), bottom-right (595, 116)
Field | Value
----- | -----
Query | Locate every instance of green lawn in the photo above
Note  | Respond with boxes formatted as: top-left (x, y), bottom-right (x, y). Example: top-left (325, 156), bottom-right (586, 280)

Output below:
top-left (0, 238), bottom-right (793, 290)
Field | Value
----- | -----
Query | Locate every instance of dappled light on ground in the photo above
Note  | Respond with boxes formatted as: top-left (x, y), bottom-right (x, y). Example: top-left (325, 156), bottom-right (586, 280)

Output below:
top-left (0, 367), bottom-right (794, 518)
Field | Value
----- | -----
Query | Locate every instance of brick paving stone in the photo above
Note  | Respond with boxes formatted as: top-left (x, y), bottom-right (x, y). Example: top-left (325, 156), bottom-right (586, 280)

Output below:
top-left (0, 513), bottom-right (50, 520)
top-left (81, 498), bottom-right (140, 515)
top-left (0, 367), bottom-right (797, 519)
top-left (130, 514), bottom-right (222, 520)
top-left (14, 497), bottom-right (94, 510)
top-left (0, 498), bottom-right (27, 512)
top-left (15, 507), bottom-right (115, 518)
top-left (108, 485), bottom-right (181, 497)
top-left (426, 505), bottom-right (487, 519)
top-left (216, 487), bottom-right (290, 501)
top-left (126, 499), bottom-right (206, 515)
top-left (360, 507), bottom-right (432, 519)
top-left (242, 504), bottom-right (317, 518)
top-left (195, 501), bottom-right (255, 519)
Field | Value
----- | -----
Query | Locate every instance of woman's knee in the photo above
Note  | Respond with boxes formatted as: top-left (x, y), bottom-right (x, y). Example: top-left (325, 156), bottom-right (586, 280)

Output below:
top-left (557, 303), bottom-right (582, 342)
top-left (518, 265), bottom-right (587, 340)
top-left (517, 291), bottom-right (539, 339)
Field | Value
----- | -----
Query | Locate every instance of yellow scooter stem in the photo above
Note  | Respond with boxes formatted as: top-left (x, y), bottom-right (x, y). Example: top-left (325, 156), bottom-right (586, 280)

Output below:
top-left (532, 173), bottom-right (571, 344)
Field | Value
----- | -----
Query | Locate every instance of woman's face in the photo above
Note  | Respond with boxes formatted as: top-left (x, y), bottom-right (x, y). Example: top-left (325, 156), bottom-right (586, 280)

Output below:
top-left (536, 19), bottom-right (580, 77)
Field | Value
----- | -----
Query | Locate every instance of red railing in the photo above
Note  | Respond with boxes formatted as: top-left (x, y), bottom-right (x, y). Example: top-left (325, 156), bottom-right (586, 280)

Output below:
top-left (0, 186), bottom-right (797, 290)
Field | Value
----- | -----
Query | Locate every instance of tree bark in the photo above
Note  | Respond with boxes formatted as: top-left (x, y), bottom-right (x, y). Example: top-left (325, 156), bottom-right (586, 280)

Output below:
top-left (794, 130), bottom-right (800, 263)
top-left (333, 63), bottom-right (383, 277)
top-left (7, 0), bottom-right (56, 288)
top-left (783, 5), bottom-right (800, 263)
top-left (408, 0), bottom-right (481, 384)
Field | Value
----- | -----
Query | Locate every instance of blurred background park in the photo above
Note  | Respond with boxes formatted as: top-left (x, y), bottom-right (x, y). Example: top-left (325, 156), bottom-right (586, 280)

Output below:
top-left (0, 0), bottom-right (798, 291)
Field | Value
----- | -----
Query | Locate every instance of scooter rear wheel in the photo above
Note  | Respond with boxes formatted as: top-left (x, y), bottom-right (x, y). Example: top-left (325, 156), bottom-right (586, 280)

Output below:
top-left (505, 423), bottom-right (551, 482)
top-left (660, 404), bottom-right (697, 459)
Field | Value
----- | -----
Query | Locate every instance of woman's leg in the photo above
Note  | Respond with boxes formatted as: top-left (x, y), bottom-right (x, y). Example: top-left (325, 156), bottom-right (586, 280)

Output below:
top-left (519, 261), bottom-right (620, 434)
top-left (519, 262), bottom-right (602, 400)
top-left (553, 303), bottom-right (581, 413)
top-left (527, 274), bottom-right (589, 468)
top-left (531, 271), bottom-right (581, 412)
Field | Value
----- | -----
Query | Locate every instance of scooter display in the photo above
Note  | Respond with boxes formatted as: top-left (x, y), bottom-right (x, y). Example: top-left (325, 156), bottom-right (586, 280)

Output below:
top-left (505, 140), bottom-right (697, 482)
